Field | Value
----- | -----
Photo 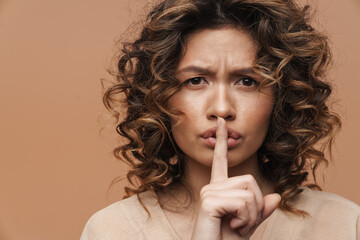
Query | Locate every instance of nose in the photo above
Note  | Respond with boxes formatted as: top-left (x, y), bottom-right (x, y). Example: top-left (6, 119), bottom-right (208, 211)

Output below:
top-left (206, 84), bottom-right (236, 121)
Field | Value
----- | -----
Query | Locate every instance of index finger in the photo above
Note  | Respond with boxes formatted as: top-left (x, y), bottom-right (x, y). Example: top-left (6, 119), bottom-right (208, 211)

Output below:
top-left (210, 117), bottom-right (228, 183)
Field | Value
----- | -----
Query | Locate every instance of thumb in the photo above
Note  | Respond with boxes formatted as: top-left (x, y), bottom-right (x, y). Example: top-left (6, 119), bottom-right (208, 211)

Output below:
top-left (261, 193), bottom-right (281, 220)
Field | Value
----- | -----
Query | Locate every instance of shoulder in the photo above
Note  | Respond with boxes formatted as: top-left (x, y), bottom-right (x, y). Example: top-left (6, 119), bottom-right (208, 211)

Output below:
top-left (296, 188), bottom-right (360, 216)
top-left (267, 188), bottom-right (359, 239)
top-left (80, 191), bottom-right (160, 240)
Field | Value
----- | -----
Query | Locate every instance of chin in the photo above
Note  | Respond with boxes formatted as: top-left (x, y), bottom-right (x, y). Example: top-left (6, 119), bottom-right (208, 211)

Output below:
top-left (229, 151), bottom-right (258, 168)
top-left (227, 158), bottom-right (248, 168)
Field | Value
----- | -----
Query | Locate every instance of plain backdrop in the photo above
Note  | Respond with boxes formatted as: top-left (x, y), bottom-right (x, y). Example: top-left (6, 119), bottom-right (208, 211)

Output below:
top-left (0, 0), bottom-right (359, 239)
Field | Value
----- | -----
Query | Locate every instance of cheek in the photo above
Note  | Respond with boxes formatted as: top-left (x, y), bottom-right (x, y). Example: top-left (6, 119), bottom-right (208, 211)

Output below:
top-left (168, 94), bottom-right (197, 144)
top-left (168, 92), bottom-right (204, 125)
top-left (253, 103), bottom-right (273, 126)
top-left (169, 110), bottom-right (199, 160)
top-left (241, 95), bottom-right (273, 133)
top-left (170, 106), bottom-right (200, 137)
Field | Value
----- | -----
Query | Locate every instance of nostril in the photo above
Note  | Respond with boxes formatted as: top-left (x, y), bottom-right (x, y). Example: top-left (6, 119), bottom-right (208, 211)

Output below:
top-left (209, 115), bottom-right (218, 120)
top-left (224, 115), bottom-right (235, 121)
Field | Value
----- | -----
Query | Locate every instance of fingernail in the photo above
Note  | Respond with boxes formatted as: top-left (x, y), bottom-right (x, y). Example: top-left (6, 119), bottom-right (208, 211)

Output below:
top-left (276, 193), bottom-right (282, 200)
top-left (217, 117), bottom-right (224, 126)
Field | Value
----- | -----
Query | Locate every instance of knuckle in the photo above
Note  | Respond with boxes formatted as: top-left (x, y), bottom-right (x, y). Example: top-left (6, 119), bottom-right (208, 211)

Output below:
top-left (246, 191), bottom-right (256, 201)
top-left (200, 185), bottom-right (211, 196)
top-left (244, 174), bottom-right (256, 184)
top-left (240, 190), bottom-right (255, 203)
top-left (237, 200), bottom-right (246, 210)
top-left (200, 197), bottom-right (216, 214)
top-left (199, 186), bottom-right (215, 202)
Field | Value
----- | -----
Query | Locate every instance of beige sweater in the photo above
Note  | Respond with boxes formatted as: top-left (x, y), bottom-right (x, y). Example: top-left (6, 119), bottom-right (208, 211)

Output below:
top-left (80, 188), bottom-right (360, 239)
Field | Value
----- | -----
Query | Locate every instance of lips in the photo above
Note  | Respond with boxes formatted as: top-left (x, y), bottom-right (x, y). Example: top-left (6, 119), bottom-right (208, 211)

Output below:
top-left (201, 126), bottom-right (241, 148)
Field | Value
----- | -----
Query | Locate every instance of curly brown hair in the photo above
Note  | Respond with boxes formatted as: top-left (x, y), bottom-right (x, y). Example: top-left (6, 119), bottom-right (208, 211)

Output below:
top-left (103, 0), bottom-right (341, 214)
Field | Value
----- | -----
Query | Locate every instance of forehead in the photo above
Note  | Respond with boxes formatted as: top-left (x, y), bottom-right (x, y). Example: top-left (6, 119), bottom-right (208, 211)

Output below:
top-left (177, 27), bottom-right (258, 71)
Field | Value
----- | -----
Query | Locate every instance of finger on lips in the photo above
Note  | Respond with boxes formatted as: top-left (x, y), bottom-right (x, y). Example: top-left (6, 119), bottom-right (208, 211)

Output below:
top-left (211, 117), bottom-right (228, 183)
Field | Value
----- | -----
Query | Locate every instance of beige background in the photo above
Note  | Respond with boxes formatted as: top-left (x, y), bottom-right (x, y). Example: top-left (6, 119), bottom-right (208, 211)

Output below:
top-left (0, 0), bottom-right (359, 239)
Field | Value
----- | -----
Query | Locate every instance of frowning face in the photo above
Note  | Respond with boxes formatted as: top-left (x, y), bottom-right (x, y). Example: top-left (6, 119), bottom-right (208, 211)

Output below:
top-left (168, 27), bottom-right (274, 168)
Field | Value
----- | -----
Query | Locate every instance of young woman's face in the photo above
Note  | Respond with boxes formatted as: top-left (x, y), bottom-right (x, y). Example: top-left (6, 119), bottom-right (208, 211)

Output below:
top-left (169, 27), bottom-right (274, 168)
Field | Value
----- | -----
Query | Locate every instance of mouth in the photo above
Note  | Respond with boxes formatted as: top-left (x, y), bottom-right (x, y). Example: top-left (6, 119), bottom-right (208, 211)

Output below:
top-left (201, 126), bottom-right (241, 148)
top-left (201, 126), bottom-right (241, 139)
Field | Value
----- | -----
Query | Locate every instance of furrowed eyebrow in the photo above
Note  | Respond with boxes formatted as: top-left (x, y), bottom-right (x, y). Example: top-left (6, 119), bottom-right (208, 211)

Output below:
top-left (176, 65), bottom-right (257, 76)
top-left (232, 68), bottom-right (257, 76)
top-left (176, 66), bottom-right (213, 75)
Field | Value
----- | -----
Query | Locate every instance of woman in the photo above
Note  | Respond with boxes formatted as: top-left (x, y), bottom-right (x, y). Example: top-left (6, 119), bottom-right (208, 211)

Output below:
top-left (81, 0), bottom-right (359, 239)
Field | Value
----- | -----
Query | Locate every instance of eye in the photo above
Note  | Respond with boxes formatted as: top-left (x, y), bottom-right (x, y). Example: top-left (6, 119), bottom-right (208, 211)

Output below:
top-left (183, 77), bottom-right (207, 86)
top-left (236, 77), bottom-right (258, 87)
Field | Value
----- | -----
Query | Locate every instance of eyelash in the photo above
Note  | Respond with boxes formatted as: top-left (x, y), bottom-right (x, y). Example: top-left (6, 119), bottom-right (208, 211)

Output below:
top-left (183, 77), bottom-right (258, 87)
top-left (183, 77), bottom-right (207, 86)
top-left (236, 77), bottom-right (258, 87)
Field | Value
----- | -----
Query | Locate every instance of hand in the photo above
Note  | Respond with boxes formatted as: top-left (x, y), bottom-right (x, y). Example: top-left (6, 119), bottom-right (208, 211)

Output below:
top-left (191, 118), bottom-right (281, 240)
